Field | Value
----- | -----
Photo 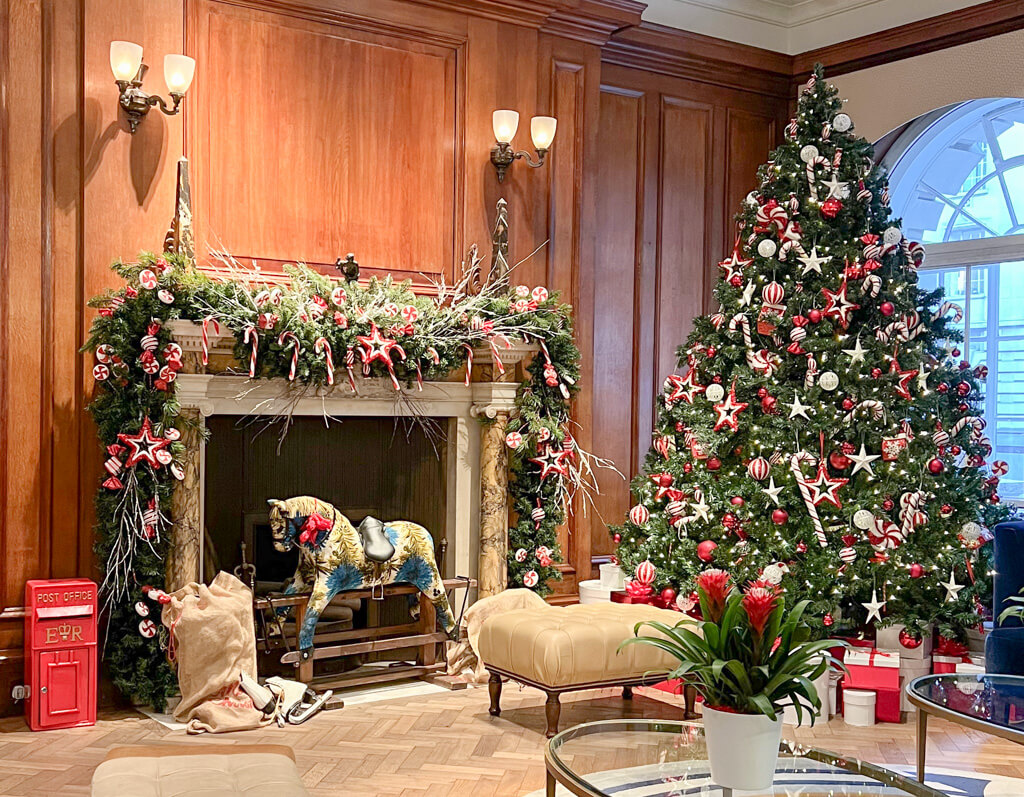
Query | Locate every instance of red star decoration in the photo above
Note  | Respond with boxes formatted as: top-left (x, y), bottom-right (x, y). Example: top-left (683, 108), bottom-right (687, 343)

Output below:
top-left (821, 279), bottom-right (860, 329)
top-left (712, 382), bottom-right (749, 432)
top-left (890, 358), bottom-right (919, 400)
top-left (717, 244), bottom-right (752, 284)
top-left (356, 323), bottom-right (406, 370)
top-left (804, 461), bottom-right (848, 508)
top-left (117, 417), bottom-right (171, 468)
top-left (530, 444), bottom-right (571, 481)
top-left (665, 368), bottom-right (705, 406)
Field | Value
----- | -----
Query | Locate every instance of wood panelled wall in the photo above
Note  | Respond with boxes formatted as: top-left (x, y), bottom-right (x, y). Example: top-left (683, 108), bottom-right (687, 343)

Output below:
top-left (0, 0), bottom-right (790, 710)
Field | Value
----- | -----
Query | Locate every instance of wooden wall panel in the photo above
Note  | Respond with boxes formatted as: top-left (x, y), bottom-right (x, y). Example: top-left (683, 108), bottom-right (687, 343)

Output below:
top-left (724, 109), bottom-right (777, 253)
top-left (188, 0), bottom-right (458, 280)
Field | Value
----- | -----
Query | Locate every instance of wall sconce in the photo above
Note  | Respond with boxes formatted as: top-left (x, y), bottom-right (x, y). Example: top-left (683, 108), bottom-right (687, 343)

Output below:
top-left (490, 110), bottom-right (557, 182)
top-left (110, 41), bottom-right (195, 134)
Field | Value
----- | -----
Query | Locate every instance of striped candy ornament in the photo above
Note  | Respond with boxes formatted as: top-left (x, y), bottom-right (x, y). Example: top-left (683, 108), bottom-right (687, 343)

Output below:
top-left (634, 560), bottom-right (657, 586)
top-left (314, 337), bottom-right (335, 385)
top-left (747, 456), bottom-right (770, 481)
top-left (243, 326), bottom-right (259, 377)
top-left (140, 334), bottom-right (158, 352)
top-left (628, 504), bottom-right (650, 526)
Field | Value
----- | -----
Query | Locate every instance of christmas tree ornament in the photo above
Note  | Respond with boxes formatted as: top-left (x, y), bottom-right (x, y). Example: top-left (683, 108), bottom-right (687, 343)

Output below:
top-left (799, 144), bottom-right (820, 163)
top-left (523, 570), bottom-right (539, 588)
top-left (635, 560), bottom-right (657, 586)
top-left (667, 500), bottom-right (687, 517)
top-left (958, 521), bottom-right (988, 550)
top-left (612, 533), bottom-right (622, 544)
top-left (909, 563), bottom-right (925, 579)
top-left (747, 457), bottom-right (771, 481)
top-left (828, 450), bottom-right (851, 470)
top-left (839, 545), bottom-right (857, 564)
top-left (660, 587), bottom-right (677, 604)
top-left (118, 418), bottom-right (171, 469)
top-left (93, 364), bottom-right (110, 381)
top-left (515, 548), bottom-right (528, 562)
top-left (804, 460), bottom-right (848, 508)
top-left (797, 246), bottom-right (830, 276)
top-left (862, 589), bottom-right (886, 623)
top-left (712, 382), bottom-right (749, 432)
top-left (823, 613), bottom-right (834, 627)
top-left (771, 509), bottom-right (789, 525)
top-left (505, 431), bottom-right (523, 450)
top-left (890, 359), bottom-right (919, 401)
top-left (531, 505), bottom-right (546, 527)
top-left (818, 371), bottom-right (840, 391)
top-left (882, 227), bottom-right (902, 247)
top-left (134, 601), bottom-right (149, 617)
top-left (941, 570), bottom-right (964, 602)
top-left (821, 173), bottom-right (850, 200)
top-left (139, 619), bottom-right (157, 638)
top-left (833, 113), bottom-right (852, 132)
top-left (718, 246), bottom-right (752, 283)
top-left (697, 540), bottom-right (718, 561)
top-left (821, 280), bottom-right (860, 329)
top-left (881, 434), bottom-right (909, 461)
top-left (757, 238), bottom-right (778, 258)
top-left (762, 476), bottom-right (785, 506)
top-left (705, 383), bottom-right (725, 403)
top-left (787, 393), bottom-right (811, 420)
top-left (821, 197), bottom-right (843, 218)
top-left (940, 504), bottom-right (954, 518)
top-left (928, 457), bottom-right (945, 475)
top-left (706, 456), bottom-right (722, 471)
top-left (157, 289), bottom-right (175, 304)
top-left (730, 496), bottom-right (745, 507)
top-left (807, 308), bottom-right (823, 324)
top-left (898, 628), bottom-right (923, 649)
top-left (853, 509), bottom-right (875, 530)
top-left (880, 301), bottom-right (895, 316)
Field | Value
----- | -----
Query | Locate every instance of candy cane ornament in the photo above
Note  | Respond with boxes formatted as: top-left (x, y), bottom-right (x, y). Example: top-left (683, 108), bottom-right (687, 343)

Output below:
top-left (345, 347), bottom-right (357, 392)
top-left (790, 452), bottom-right (828, 547)
top-left (932, 301), bottom-right (964, 324)
top-left (201, 316), bottom-right (221, 366)
top-left (314, 337), bottom-right (335, 386)
top-left (243, 325), bottom-right (258, 378)
top-left (278, 331), bottom-right (300, 381)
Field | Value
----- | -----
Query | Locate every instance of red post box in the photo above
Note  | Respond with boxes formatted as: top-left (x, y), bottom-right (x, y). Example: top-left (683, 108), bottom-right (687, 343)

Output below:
top-left (24, 578), bottom-right (98, 730)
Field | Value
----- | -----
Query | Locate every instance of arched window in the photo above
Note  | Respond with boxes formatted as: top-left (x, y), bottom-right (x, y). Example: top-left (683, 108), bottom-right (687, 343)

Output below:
top-left (884, 98), bottom-right (1024, 501)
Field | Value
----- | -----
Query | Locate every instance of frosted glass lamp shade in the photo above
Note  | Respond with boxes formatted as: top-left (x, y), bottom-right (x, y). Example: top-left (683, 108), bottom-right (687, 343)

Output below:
top-left (492, 110), bottom-right (519, 144)
top-left (110, 41), bottom-right (143, 82)
top-left (530, 116), bottom-right (557, 150)
top-left (164, 54), bottom-right (196, 95)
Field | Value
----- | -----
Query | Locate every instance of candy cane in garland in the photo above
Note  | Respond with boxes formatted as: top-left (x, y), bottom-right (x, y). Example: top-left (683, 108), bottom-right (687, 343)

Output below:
top-left (201, 316), bottom-right (221, 366)
top-left (243, 325), bottom-right (258, 378)
top-left (314, 337), bottom-right (335, 386)
top-left (277, 331), bottom-right (301, 381)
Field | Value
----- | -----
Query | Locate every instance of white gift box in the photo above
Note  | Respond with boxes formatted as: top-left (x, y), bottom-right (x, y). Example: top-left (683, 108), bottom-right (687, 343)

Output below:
top-left (599, 563), bottom-right (624, 590)
top-left (956, 654), bottom-right (985, 675)
top-left (898, 658), bottom-right (932, 712)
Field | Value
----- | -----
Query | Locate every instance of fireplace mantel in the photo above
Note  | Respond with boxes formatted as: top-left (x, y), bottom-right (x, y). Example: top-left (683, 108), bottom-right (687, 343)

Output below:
top-left (166, 320), bottom-right (535, 600)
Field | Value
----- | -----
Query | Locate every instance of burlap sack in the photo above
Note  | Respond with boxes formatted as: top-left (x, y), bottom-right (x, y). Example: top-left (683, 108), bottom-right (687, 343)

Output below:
top-left (162, 571), bottom-right (269, 734)
top-left (446, 588), bottom-right (547, 683)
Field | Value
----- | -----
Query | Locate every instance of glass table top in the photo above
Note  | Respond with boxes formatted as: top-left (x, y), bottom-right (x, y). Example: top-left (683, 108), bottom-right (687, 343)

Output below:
top-left (908, 673), bottom-right (1024, 736)
top-left (547, 719), bottom-right (942, 796)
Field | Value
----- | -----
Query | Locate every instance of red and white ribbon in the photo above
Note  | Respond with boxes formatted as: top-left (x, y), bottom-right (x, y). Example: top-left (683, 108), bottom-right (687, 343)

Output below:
top-left (345, 347), bottom-right (357, 392)
top-left (790, 452), bottom-right (828, 547)
top-left (932, 301), bottom-right (964, 324)
top-left (201, 316), bottom-right (221, 366)
top-left (314, 337), bottom-right (334, 385)
top-left (243, 325), bottom-right (258, 378)
top-left (278, 331), bottom-right (300, 381)
top-left (464, 345), bottom-right (473, 386)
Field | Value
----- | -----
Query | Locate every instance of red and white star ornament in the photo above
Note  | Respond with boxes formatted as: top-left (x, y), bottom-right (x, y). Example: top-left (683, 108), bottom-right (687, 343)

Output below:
top-left (356, 323), bottom-right (407, 388)
top-left (718, 246), bottom-right (752, 284)
top-left (804, 460), bottom-right (848, 508)
top-left (530, 444), bottom-right (571, 481)
top-left (820, 279), bottom-right (860, 329)
top-left (890, 359), bottom-right (919, 400)
top-left (712, 382), bottom-right (749, 432)
top-left (505, 431), bottom-right (523, 450)
top-left (117, 417), bottom-right (172, 468)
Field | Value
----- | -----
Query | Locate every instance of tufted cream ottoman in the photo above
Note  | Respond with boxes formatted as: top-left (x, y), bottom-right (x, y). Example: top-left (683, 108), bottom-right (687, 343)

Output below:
top-left (91, 744), bottom-right (311, 797)
top-left (477, 601), bottom-right (697, 736)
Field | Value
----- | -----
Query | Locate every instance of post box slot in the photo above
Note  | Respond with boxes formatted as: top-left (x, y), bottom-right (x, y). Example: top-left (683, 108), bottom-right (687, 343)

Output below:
top-left (35, 605), bottom-right (94, 620)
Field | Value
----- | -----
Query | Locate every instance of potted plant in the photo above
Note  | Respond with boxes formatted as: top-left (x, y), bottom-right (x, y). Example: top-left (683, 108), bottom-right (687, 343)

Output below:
top-left (620, 569), bottom-right (843, 791)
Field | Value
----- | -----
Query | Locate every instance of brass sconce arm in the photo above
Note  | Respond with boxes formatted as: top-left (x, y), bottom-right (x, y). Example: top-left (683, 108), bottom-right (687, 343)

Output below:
top-left (116, 65), bottom-right (184, 134)
top-left (490, 142), bottom-right (550, 183)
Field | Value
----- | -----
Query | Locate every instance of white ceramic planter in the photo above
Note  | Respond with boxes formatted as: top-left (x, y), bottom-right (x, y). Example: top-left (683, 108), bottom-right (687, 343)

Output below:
top-left (702, 705), bottom-right (784, 791)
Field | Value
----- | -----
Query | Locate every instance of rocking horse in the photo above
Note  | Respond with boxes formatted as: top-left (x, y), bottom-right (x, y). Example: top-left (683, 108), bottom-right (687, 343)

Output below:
top-left (267, 496), bottom-right (455, 658)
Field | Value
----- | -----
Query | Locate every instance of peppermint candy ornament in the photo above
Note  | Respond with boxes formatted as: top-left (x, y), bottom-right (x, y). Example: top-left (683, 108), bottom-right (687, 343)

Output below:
top-left (523, 570), bottom-right (539, 588)
top-left (135, 601), bottom-right (150, 617)
top-left (531, 506), bottom-right (546, 525)
top-left (515, 548), bottom-right (528, 563)
top-left (170, 463), bottom-right (185, 480)
top-left (93, 364), bottom-right (110, 381)
top-left (331, 286), bottom-right (347, 306)
top-left (164, 428), bottom-right (181, 441)
top-left (383, 302), bottom-right (400, 317)
top-left (139, 269), bottom-right (158, 289)
top-left (157, 289), bottom-right (175, 304)
top-left (628, 505), bottom-right (650, 526)
top-left (505, 431), bottom-right (523, 450)
top-left (532, 286), bottom-right (549, 303)
top-left (839, 546), bottom-right (857, 564)
top-left (96, 344), bottom-right (115, 363)
top-left (401, 305), bottom-right (419, 323)
top-left (141, 359), bottom-right (159, 375)
top-left (992, 460), bottom-right (1009, 477)
top-left (138, 619), bottom-right (157, 638)
top-left (163, 342), bottom-right (182, 361)
top-left (514, 285), bottom-right (531, 298)
top-left (155, 448), bottom-right (173, 466)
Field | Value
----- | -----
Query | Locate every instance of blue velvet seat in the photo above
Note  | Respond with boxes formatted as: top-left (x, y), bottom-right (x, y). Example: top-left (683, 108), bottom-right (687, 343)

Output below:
top-left (986, 521), bottom-right (1024, 675)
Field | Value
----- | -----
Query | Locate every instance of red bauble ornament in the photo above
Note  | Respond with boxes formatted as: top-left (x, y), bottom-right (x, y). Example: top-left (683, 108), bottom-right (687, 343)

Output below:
top-left (871, 367), bottom-right (882, 378)
top-left (730, 496), bottom-right (745, 507)
top-left (842, 442), bottom-right (856, 454)
top-left (937, 382), bottom-right (949, 394)
top-left (761, 396), bottom-right (777, 414)
top-left (660, 587), bottom-right (677, 605)
top-left (712, 375), bottom-right (722, 383)
top-left (706, 346), bottom-right (717, 358)
top-left (829, 450), bottom-right (851, 470)
top-left (821, 197), bottom-right (843, 218)
top-left (757, 387), bottom-right (768, 399)
top-left (697, 540), bottom-right (718, 562)
top-left (675, 421), bottom-right (685, 432)
top-left (957, 382), bottom-right (971, 397)
top-left (958, 402), bottom-right (969, 413)
top-left (841, 398), bottom-right (855, 411)
top-left (823, 613), bottom-right (834, 627)
top-left (952, 347), bottom-right (961, 357)
top-left (950, 445), bottom-right (961, 455)
top-left (882, 497), bottom-right (894, 511)
top-left (880, 301), bottom-right (895, 316)
top-left (722, 513), bottom-right (737, 528)
top-left (730, 275), bottom-right (742, 287)
top-left (909, 563), bottom-right (924, 579)
top-left (808, 308), bottom-right (822, 324)
top-left (772, 509), bottom-right (789, 525)
top-left (612, 533), bottom-right (622, 544)
top-left (683, 463), bottom-right (693, 473)
top-left (707, 457), bottom-right (722, 471)
top-left (899, 628), bottom-right (923, 649)
top-left (928, 457), bottom-right (945, 474)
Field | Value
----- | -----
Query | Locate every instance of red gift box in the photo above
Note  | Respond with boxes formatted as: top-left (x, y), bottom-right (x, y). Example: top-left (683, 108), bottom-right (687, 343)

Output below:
top-left (874, 686), bottom-right (901, 723)
top-left (933, 654), bottom-right (966, 674)
top-left (609, 589), bottom-right (673, 609)
top-left (844, 648), bottom-right (900, 691)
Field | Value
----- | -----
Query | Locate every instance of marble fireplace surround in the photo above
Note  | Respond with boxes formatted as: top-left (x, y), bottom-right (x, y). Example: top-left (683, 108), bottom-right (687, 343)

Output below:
top-left (165, 319), bottom-right (534, 600)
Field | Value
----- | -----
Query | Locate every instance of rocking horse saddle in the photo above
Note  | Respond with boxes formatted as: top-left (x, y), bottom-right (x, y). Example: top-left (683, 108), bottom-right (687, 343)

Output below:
top-left (358, 516), bottom-right (396, 563)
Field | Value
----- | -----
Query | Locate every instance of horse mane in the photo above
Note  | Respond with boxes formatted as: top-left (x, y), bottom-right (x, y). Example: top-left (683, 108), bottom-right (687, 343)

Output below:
top-left (282, 495), bottom-right (338, 520)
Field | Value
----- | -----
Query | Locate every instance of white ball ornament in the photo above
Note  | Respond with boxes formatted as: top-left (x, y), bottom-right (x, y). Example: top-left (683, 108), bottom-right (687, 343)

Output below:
top-left (853, 509), bottom-right (876, 530)
top-left (705, 383), bottom-right (725, 403)
top-left (799, 144), bottom-right (820, 164)
top-left (745, 191), bottom-right (760, 208)
top-left (833, 113), bottom-right (852, 132)
top-left (883, 226), bottom-right (902, 246)
top-left (818, 371), bottom-right (840, 391)
top-left (757, 239), bottom-right (778, 258)
top-left (762, 564), bottom-right (785, 585)
top-left (839, 546), bottom-right (857, 564)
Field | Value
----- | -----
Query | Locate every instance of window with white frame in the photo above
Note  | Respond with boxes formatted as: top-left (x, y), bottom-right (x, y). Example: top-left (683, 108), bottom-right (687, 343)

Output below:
top-left (884, 98), bottom-right (1024, 501)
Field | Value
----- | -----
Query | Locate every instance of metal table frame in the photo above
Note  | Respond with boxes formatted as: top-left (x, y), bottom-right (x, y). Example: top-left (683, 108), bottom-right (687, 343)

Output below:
top-left (907, 674), bottom-right (1024, 781)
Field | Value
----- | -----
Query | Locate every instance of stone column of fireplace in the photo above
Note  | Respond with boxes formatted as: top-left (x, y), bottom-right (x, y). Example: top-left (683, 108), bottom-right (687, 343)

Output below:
top-left (477, 408), bottom-right (510, 598)
top-left (167, 407), bottom-right (203, 591)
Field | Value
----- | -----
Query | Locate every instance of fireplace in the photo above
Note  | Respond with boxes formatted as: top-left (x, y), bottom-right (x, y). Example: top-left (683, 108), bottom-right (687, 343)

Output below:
top-left (204, 415), bottom-right (449, 586)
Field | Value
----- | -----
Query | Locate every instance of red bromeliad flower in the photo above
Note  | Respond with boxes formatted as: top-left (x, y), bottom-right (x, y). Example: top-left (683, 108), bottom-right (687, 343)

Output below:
top-left (697, 569), bottom-right (731, 622)
top-left (742, 583), bottom-right (781, 636)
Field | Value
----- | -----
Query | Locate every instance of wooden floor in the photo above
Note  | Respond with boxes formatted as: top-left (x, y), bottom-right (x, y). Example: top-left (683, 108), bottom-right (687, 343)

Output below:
top-left (0, 684), bottom-right (1022, 795)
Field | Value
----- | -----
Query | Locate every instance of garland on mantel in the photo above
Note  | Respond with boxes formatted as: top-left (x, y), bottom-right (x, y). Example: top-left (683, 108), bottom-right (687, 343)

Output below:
top-left (85, 251), bottom-right (602, 707)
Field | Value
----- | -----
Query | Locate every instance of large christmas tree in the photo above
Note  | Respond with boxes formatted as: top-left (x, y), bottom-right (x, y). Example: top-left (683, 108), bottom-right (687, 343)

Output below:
top-left (614, 66), bottom-right (1012, 639)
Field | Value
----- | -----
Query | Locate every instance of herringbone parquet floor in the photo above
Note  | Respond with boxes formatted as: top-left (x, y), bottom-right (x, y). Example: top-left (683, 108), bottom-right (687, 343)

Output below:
top-left (0, 684), bottom-right (1021, 795)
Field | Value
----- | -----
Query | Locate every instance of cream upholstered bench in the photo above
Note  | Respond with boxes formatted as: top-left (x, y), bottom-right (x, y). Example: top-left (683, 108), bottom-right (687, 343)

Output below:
top-left (91, 744), bottom-right (311, 797)
top-left (477, 601), bottom-right (697, 737)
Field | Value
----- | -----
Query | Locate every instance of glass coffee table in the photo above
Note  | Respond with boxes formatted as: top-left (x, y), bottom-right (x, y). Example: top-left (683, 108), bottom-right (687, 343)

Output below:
top-left (907, 674), bottom-right (1024, 781)
top-left (545, 718), bottom-right (943, 796)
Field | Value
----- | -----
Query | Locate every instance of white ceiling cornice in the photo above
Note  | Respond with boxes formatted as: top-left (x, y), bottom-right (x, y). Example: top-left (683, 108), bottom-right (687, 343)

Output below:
top-left (642, 0), bottom-right (994, 54)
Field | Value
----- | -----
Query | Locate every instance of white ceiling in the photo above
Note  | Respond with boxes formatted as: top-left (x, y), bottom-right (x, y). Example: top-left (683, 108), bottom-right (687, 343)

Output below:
top-left (642, 0), bottom-right (993, 54)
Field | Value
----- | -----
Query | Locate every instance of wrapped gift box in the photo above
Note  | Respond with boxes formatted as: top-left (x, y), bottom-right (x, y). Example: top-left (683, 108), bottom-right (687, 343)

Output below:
top-left (874, 686), bottom-right (902, 723)
top-left (844, 648), bottom-right (900, 691)
top-left (609, 589), bottom-right (675, 610)
top-left (900, 658), bottom-right (932, 711)
top-left (876, 623), bottom-right (932, 660)
top-left (966, 623), bottom-right (991, 654)
top-left (933, 654), bottom-right (966, 674)
top-left (956, 654), bottom-right (985, 674)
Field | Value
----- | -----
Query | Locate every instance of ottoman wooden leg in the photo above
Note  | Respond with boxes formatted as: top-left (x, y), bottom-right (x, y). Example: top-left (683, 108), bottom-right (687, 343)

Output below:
top-left (488, 671), bottom-right (502, 717)
top-left (545, 692), bottom-right (561, 738)
top-left (622, 685), bottom-right (633, 700)
top-left (684, 683), bottom-right (698, 720)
